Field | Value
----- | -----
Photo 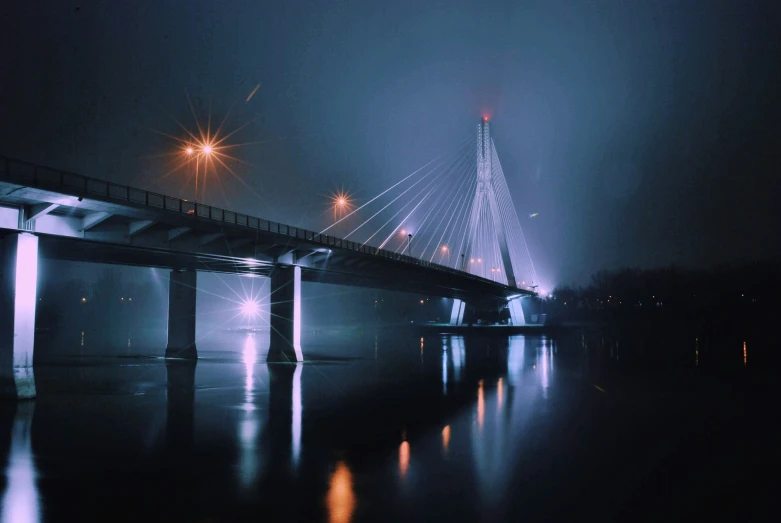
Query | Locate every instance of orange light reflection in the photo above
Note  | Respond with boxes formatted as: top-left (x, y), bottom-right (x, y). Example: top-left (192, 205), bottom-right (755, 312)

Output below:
top-left (326, 461), bottom-right (356, 523)
top-left (399, 441), bottom-right (410, 477)
top-left (442, 425), bottom-right (451, 453)
top-left (477, 379), bottom-right (485, 428)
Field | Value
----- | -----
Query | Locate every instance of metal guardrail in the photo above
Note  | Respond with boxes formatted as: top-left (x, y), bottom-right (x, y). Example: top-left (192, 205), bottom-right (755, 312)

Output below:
top-left (0, 156), bottom-right (514, 288)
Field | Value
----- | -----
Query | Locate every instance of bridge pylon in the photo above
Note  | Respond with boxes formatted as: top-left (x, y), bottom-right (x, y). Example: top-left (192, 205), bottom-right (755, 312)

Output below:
top-left (452, 118), bottom-right (536, 326)
top-left (463, 118), bottom-right (517, 288)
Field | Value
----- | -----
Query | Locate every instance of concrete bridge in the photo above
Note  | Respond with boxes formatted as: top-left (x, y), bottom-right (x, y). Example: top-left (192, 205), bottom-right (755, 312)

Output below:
top-left (0, 156), bottom-right (533, 399)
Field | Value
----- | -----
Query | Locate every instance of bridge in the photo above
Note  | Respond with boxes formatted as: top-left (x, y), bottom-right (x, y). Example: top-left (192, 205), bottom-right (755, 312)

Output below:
top-left (0, 118), bottom-right (538, 398)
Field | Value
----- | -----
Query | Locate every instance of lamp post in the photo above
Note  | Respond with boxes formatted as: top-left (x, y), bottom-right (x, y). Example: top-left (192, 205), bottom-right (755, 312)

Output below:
top-left (440, 245), bottom-right (450, 266)
top-left (186, 146), bottom-right (196, 202)
top-left (187, 143), bottom-right (212, 204)
top-left (407, 234), bottom-right (412, 257)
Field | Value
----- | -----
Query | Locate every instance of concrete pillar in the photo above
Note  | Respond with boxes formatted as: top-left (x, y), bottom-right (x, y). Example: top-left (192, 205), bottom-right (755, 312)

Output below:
top-left (166, 269), bottom-right (197, 359)
top-left (0, 233), bottom-right (39, 399)
top-left (267, 266), bottom-right (303, 362)
top-left (450, 298), bottom-right (466, 326)
top-left (508, 298), bottom-right (526, 326)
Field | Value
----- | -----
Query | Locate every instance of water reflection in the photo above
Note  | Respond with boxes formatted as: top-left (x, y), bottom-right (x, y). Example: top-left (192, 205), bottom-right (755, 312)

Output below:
top-left (326, 461), bottom-right (356, 523)
top-left (243, 334), bottom-right (257, 409)
top-left (1, 403), bottom-right (41, 523)
top-left (743, 341), bottom-right (747, 367)
top-left (399, 440), bottom-right (410, 478)
top-left (507, 336), bottom-right (525, 384)
top-left (239, 334), bottom-right (261, 490)
top-left (470, 336), bottom-right (540, 510)
top-left (442, 348), bottom-right (448, 395)
top-left (539, 338), bottom-right (550, 395)
top-left (442, 425), bottom-right (451, 455)
top-left (451, 336), bottom-right (465, 382)
top-left (477, 379), bottom-right (485, 429)
top-left (268, 362), bottom-right (303, 477)
top-left (292, 364), bottom-right (302, 468)
top-left (165, 359), bottom-right (196, 453)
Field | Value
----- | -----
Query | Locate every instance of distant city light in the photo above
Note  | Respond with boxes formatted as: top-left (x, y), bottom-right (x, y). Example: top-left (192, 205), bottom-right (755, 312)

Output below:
top-left (202, 144), bottom-right (213, 155)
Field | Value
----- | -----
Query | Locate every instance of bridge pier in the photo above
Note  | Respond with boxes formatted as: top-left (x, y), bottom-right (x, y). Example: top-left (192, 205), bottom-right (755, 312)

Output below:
top-left (166, 269), bottom-right (198, 359)
top-left (450, 299), bottom-right (466, 326)
top-left (267, 266), bottom-right (303, 363)
top-left (0, 233), bottom-right (38, 399)
top-left (508, 298), bottom-right (526, 326)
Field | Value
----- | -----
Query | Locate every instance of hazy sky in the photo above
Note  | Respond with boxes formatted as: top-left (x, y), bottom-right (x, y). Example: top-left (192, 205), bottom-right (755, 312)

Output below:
top-left (2, 0), bottom-right (779, 286)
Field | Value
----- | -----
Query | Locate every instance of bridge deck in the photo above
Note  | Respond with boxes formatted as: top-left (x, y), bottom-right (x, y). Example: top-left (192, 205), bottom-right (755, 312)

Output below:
top-left (0, 156), bottom-right (535, 302)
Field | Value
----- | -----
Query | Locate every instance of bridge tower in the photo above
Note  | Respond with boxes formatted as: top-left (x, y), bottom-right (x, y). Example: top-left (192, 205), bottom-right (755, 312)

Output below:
top-left (463, 118), bottom-right (517, 289)
top-left (452, 118), bottom-right (531, 326)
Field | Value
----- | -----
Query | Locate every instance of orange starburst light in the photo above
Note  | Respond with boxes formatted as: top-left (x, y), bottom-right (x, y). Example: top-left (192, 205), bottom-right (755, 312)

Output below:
top-left (329, 190), bottom-right (353, 221)
top-left (154, 93), bottom-right (263, 205)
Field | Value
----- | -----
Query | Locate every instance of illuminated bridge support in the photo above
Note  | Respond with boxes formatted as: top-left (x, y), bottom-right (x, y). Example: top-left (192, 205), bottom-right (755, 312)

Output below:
top-left (166, 269), bottom-right (198, 359)
top-left (508, 298), bottom-right (526, 326)
top-left (0, 233), bottom-right (38, 399)
top-left (267, 265), bottom-right (303, 363)
top-left (450, 299), bottom-right (466, 326)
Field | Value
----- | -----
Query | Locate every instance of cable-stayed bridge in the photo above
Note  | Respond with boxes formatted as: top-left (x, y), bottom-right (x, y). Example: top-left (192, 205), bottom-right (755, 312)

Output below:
top-left (0, 120), bottom-right (537, 397)
top-left (323, 117), bottom-right (537, 290)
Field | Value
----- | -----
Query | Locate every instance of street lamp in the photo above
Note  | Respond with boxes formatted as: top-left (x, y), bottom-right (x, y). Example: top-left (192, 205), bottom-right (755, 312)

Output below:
top-left (407, 234), bottom-right (412, 257)
top-left (440, 245), bottom-right (450, 266)
top-left (196, 143), bottom-right (213, 203)
top-left (331, 191), bottom-right (351, 222)
top-left (186, 142), bottom-right (213, 204)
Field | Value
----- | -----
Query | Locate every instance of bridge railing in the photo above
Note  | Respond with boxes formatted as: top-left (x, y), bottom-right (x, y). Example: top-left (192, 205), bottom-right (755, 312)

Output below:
top-left (0, 156), bottom-right (508, 288)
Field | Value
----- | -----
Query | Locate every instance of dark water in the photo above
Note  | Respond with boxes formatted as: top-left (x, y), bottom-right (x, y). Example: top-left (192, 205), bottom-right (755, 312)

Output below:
top-left (1, 328), bottom-right (778, 522)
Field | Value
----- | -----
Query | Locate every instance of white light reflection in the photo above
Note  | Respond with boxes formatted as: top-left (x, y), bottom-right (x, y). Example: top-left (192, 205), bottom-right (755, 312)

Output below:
top-left (470, 336), bottom-right (538, 511)
top-left (539, 337), bottom-right (549, 395)
top-left (239, 334), bottom-right (260, 490)
top-left (450, 336), bottom-right (464, 382)
top-left (507, 336), bottom-right (525, 385)
top-left (442, 346), bottom-right (448, 395)
top-left (292, 364), bottom-right (302, 468)
top-left (243, 334), bottom-right (257, 410)
top-left (1, 402), bottom-right (41, 523)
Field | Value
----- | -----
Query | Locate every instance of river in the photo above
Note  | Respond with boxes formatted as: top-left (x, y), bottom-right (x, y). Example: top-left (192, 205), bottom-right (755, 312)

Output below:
top-left (0, 327), bottom-right (776, 521)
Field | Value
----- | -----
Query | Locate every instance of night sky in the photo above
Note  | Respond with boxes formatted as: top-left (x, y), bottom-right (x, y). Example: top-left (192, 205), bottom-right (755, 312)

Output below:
top-left (2, 1), bottom-right (780, 286)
